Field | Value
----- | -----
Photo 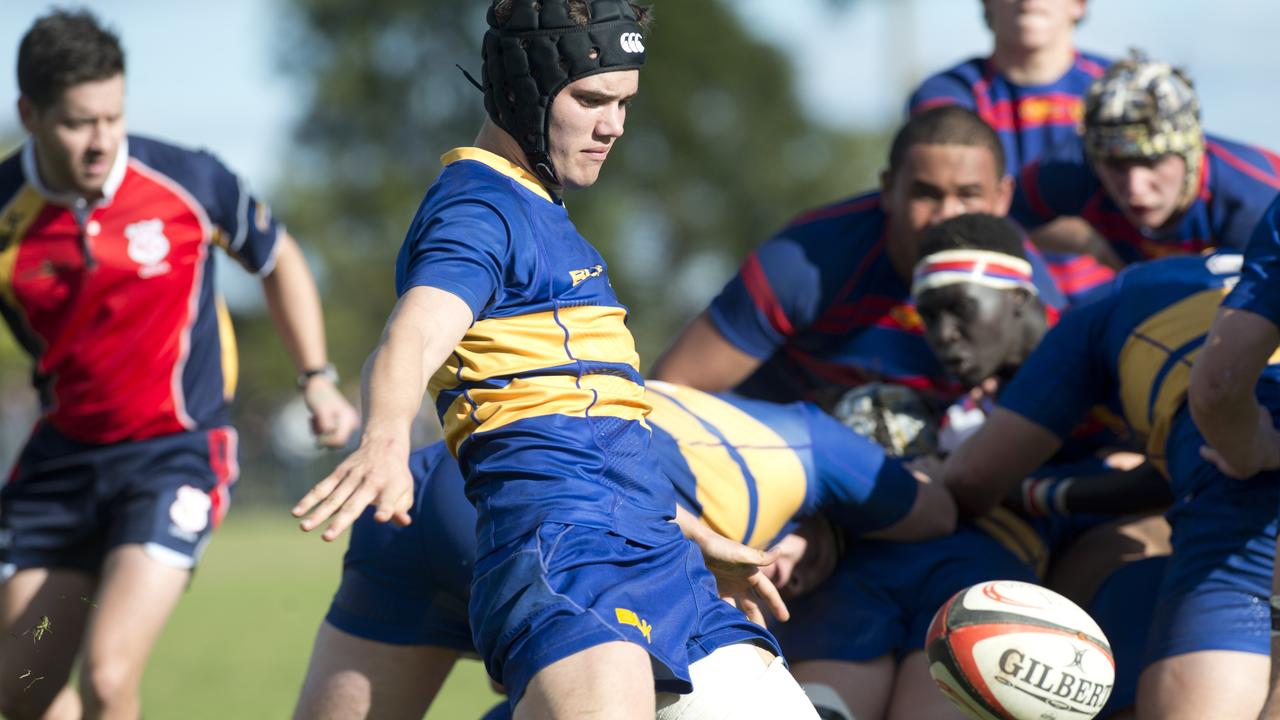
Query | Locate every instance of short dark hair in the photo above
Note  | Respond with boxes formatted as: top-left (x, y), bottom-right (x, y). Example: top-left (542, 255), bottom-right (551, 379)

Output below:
top-left (888, 106), bottom-right (1006, 178)
top-left (918, 213), bottom-right (1026, 260)
top-left (18, 9), bottom-right (125, 109)
top-left (491, 0), bottom-right (653, 30)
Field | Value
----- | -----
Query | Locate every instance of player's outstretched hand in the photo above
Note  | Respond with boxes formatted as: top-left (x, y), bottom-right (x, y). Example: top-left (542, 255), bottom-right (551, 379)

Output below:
top-left (302, 377), bottom-right (360, 448)
top-left (291, 440), bottom-right (413, 541)
top-left (1199, 408), bottom-right (1280, 479)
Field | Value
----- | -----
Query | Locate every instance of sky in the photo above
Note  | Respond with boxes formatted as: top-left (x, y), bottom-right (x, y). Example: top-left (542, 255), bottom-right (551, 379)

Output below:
top-left (1, 0), bottom-right (1278, 193)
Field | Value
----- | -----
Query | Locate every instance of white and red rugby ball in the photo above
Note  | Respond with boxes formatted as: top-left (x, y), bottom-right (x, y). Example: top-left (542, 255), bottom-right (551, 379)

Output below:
top-left (925, 580), bottom-right (1115, 720)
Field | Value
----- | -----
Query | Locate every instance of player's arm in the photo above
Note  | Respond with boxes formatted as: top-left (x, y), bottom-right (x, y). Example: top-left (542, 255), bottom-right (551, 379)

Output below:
top-left (292, 286), bottom-right (473, 540)
top-left (1190, 306), bottom-right (1280, 478)
top-left (649, 312), bottom-right (762, 391)
top-left (652, 237), bottom-right (820, 390)
top-left (860, 463), bottom-right (956, 541)
top-left (261, 230), bottom-right (359, 448)
top-left (1004, 462), bottom-right (1173, 517)
top-left (1028, 217), bottom-right (1124, 270)
top-left (944, 408), bottom-right (1065, 517)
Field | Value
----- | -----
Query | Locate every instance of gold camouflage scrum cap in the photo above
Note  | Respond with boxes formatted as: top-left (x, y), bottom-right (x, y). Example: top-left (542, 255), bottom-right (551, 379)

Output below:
top-left (1083, 49), bottom-right (1203, 163)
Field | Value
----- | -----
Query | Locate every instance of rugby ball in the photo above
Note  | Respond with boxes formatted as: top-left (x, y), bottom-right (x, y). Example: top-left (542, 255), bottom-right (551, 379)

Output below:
top-left (925, 580), bottom-right (1114, 720)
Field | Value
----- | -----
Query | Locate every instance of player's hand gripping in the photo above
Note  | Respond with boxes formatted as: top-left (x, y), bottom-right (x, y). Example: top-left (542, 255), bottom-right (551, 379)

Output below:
top-left (292, 438), bottom-right (414, 541)
top-left (673, 507), bottom-right (789, 625)
top-left (301, 376), bottom-right (360, 449)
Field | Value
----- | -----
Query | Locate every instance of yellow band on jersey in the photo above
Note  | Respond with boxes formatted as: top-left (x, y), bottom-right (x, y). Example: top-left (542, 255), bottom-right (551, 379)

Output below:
top-left (440, 373), bottom-right (650, 455)
top-left (430, 305), bottom-right (642, 390)
top-left (0, 186), bottom-right (45, 310)
top-left (1117, 287), bottom-right (1227, 476)
top-left (646, 381), bottom-right (808, 549)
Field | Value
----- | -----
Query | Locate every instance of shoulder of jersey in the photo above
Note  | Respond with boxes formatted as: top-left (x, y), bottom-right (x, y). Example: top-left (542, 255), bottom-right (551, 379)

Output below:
top-left (784, 191), bottom-right (882, 232)
top-left (0, 148), bottom-right (25, 208)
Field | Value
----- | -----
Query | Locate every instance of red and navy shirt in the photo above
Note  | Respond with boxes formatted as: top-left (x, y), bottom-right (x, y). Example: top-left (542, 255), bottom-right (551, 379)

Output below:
top-left (909, 52), bottom-right (1116, 302)
top-left (706, 192), bottom-right (1064, 409)
top-left (908, 52), bottom-right (1110, 179)
top-left (0, 135), bottom-right (282, 445)
top-left (1013, 133), bottom-right (1280, 266)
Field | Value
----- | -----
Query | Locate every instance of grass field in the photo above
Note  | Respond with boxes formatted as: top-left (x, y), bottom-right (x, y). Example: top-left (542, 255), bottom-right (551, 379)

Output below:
top-left (142, 510), bottom-right (501, 719)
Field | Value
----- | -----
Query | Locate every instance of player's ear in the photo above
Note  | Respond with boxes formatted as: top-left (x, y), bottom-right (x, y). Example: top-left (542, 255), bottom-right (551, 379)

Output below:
top-left (17, 97), bottom-right (36, 133)
top-left (880, 167), bottom-right (894, 198)
top-left (1009, 287), bottom-right (1031, 315)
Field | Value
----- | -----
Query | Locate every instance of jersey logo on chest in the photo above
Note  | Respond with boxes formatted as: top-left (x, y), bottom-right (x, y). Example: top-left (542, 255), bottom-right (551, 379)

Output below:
top-left (569, 264), bottom-right (604, 286)
top-left (125, 218), bottom-right (172, 278)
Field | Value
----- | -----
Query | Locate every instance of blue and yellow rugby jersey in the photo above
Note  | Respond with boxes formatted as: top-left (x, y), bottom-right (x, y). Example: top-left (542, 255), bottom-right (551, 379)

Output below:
top-left (395, 147), bottom-right (671, 553)
top-left (644, 381), bottom-right (919, 550)
top-left (998, 253), bottom-right (1280, 484)
top-left (1223, 194), bottom-right (1280, 325)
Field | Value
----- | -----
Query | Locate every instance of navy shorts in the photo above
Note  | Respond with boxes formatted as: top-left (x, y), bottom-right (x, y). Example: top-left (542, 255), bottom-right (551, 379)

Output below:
top-left (470, 520), bottom-right (780, 706)
top-left (325, 443), bottom-right (477, 650)
top-left (1087, 555), bottom-right (1166, 717)
top-left (1142, 407), bottom-right (1280, 664)
top-left (772, 521), bottom-right (1039, 663)
top-left (0, 424), bottom-right (238, 576)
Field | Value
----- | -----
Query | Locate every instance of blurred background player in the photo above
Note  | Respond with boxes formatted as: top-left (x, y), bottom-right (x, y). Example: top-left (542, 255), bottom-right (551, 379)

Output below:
top-left (0, 9), bottom-right (359, 720)
top-left (908, 0), bottom-right (1115, 303)
top-left (771, 214), bottom-right (1170, 720)
top-left (1189, 193), bottom-right (1280, 718)
top-left (650, 106), bottom-right (1064, 409)
top-left (290, 2), bottom-right (819, 717)
top-left (292, 380), bottom-right (957, 719)
top-left (1012, 51), bottom-right (1280, 288)
top-left (943, 250), bottom-right (1279, 719)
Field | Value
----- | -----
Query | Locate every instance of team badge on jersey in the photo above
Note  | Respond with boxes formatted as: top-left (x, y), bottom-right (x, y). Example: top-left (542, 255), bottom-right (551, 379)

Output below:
top-left (125, 218), bottom-right (172, 278)
top-left (615, 607), bottom-right (653, 642)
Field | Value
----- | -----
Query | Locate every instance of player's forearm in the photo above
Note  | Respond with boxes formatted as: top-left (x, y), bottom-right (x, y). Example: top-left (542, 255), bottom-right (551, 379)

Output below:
top-left (1190, 308), bottom-right (1280, 471)
top-left (1009, 464), bottom-right (1173, 517)
top-left (261, 232), bottom-right (331, 373)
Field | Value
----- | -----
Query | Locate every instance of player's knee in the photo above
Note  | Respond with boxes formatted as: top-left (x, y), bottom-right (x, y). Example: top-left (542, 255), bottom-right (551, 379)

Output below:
top-left (80, 658), bottom-right (139, 711)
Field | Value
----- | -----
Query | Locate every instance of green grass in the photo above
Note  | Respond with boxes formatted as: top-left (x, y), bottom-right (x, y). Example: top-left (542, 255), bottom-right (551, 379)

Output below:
top-left (143, 510), bottom-right (501, 719)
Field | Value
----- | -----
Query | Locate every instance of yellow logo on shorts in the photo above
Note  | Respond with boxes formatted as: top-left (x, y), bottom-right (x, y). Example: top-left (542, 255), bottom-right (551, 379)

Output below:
top-left (615, 608), bottom-right (652, 643)
top-left (569, 264), bottom-right (604, 286)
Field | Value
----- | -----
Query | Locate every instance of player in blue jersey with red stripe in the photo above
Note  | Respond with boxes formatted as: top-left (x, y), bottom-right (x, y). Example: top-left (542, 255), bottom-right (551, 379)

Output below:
top-left (908, 0), bottom-right (1115, 302)
top-left (944, 250), bottom-right (1279, 719)
top-left (1189, 194), bottom-right (1280, 718)
top-left (1012, 52), bottom-right (1280, 285)
top-left (292, 3), bottom-right (820, 718)
top-left (293, 381), bottom-right (958, 719)
top-left (0, 11), bottom-right (359, 720)
top-left (651, 106), bottom-right (1064, 410)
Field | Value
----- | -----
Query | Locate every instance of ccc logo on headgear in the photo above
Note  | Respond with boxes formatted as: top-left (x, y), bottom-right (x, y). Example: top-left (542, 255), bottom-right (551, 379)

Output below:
top-left (620, 32), bottom-right (645, 54)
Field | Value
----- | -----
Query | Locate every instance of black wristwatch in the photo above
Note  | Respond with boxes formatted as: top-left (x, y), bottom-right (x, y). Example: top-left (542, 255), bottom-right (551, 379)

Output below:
top-left (297, 363), bottom-right (339, 389)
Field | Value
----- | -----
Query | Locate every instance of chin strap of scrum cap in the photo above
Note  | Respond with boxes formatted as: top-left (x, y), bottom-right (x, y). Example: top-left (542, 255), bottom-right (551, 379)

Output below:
top-left (476, 0), bottom-right (646, 187)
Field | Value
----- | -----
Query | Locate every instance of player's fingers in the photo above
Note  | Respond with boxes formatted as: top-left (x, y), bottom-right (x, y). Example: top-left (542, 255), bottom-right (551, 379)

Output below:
top-left (291, 468), bottom-right (347, 518)
top-left (321, 485), bottom-right (380, 542)
top-left (374, 483), bottom-right (412, 524)
top-left (749, 570), bottom-right (789, 623)
top-left (736, 594), bottom-right (765, 627)
top-left (299, 471), bottom-right (366, 532)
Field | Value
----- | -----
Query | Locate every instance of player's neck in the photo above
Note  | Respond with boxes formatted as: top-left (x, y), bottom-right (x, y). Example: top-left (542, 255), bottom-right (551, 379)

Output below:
top-left (473, 120), bottom-right (558, 193)
top-left (885, 222), bottom-right (916, 286)
top-left (990, 37), bottom-right (1075, 86)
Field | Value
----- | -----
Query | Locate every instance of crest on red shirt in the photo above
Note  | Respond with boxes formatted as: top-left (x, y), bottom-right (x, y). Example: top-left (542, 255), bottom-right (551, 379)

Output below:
top-left (125, 218), bottom-right (171, 277)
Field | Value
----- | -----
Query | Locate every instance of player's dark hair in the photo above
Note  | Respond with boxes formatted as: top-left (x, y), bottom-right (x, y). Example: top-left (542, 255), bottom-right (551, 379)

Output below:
top-left (491, 0), bottom-right (653, 30)
top-left (918, 213), bottom-right (1027, 260)
top-left (18, 9), bottom-right (124, 109)
top-left (887, 106), bottom-right (1006, 178)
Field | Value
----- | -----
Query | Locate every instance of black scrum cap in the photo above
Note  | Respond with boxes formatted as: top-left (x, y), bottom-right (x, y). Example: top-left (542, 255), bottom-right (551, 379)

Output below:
top-left (481, 0), bottom-right (646, 186)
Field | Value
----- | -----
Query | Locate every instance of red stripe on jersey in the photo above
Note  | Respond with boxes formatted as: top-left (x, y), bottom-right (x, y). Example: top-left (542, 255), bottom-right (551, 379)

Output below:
top-left (980, 95), bottom-right (1084, 132)
top-left (740, 251), bottom-right (795, 338)
top-left (1208, 141), bottom-right (1280, 190)
top-left (783, 344), bottom-right (964, 397)
top-left (813, 295), bottom-right (924, 334)
top-left (788, 195), bottom-right (880, 227)
top-left (910, 96), bottom-right (961, 115)
top-left (1076, 53), bottom-right (1107, 77)
top-left (1020, 161), bottom-right (1055, 220)
top-left (206, 427), bottom-right (239, 528)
